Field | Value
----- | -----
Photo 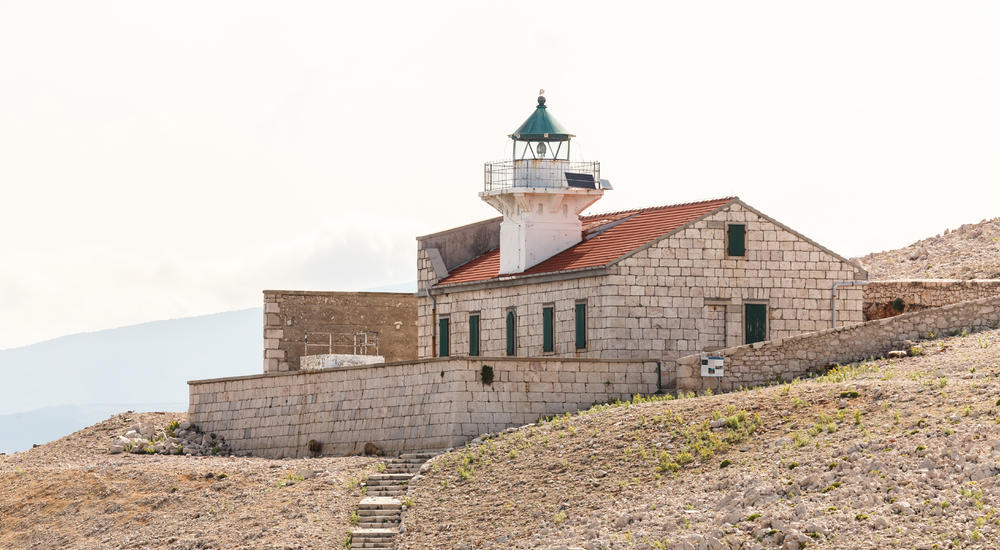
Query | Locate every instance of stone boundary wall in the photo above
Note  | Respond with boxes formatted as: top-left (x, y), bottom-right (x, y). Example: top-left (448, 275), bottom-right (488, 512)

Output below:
top-left (864, 279), bottom-right (1000, 320)
top-left (263, 290), bottom-right (417, 372)
top-left (189, 357), bottom-right (658, 458)
top-left (677, 293), bottom-right (1000, 392)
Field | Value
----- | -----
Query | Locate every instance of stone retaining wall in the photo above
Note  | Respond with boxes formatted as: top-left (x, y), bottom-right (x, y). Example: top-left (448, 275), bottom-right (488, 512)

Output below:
top-left (677, 293), bottom-right (1000, 392)
top-left (189, 357), bottom-right (658, 458)
top-left (864, 280), bottom-right (1000, 320)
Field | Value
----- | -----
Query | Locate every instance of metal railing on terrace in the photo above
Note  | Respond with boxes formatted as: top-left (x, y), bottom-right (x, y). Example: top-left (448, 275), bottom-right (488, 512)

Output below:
top-left (483, 159), bottom-right (600, 193)
top-left (302, 331), bottom-right (380, 356)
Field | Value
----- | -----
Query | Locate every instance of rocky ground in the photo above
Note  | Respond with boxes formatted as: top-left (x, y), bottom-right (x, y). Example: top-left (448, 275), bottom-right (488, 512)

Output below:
top-left (398, 328), bottom-right (1000, 549)
top-left (857, 217), bottom-right (1000, 280)
top-left (0, 412), bottom-right (378, 550)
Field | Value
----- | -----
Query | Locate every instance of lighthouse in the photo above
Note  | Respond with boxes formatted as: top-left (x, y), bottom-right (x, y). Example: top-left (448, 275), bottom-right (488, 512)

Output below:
top-left (481, 92), bottom-right (610, 274)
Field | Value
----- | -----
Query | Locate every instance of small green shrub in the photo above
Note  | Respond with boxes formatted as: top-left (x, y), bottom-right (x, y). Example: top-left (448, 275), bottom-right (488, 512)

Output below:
top-left (839, 390), bottom-right (860, 398)
top-left (720, 459), bottom-right (732, 468)
top-left (480, 365), bottom-right (495, 385)
top-left (891, 297), bottom-right (905, 312)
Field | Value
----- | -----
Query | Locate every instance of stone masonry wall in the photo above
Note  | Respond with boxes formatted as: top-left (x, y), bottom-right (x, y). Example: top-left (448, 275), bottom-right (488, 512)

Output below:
top-left (263, 290), bottom-right (417, 373)
top-left (189, 357), bottom-right (659, 458)
top-left (863, 279), bottom-right (1000, 320)
top-left (598, 202), bottom-right (865, 370)
top-left (676, 293), bottom-right (1000, 392)
top-left (417, 201), bottom-right (866, 388)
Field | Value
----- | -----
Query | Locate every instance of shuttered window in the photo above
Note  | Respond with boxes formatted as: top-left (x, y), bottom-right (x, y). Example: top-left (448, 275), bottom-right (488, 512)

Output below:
top-left (744, 304), bottom-right (767, 344)
top-left (728, 224), bottom-right (746, 257)
top-left (575, 302), bottom-right (587, 349)
top-left (438, 317), bottom-right (450, 357)
top-left (505, 310), bottom-right (516, 356)
top-left (542, 305), bottom-right (554, 353)
top-left (469, 314), bottom-right (480, 357)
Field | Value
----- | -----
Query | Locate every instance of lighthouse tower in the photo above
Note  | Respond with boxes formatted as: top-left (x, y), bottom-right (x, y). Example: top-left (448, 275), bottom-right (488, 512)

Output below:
top-left (481, 93), bottom-right (609, 274)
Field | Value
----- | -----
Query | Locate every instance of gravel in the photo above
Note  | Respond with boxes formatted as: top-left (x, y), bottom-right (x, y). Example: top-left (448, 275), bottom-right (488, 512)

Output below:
top-left (857, 217), bottom-right (1000, 279)
top-left (0, 412), bottom-right (379, 549)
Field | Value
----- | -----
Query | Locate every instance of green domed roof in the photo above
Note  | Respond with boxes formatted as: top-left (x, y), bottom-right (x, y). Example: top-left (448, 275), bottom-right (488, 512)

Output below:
top-left (510, 95), bottom-right (574, 142)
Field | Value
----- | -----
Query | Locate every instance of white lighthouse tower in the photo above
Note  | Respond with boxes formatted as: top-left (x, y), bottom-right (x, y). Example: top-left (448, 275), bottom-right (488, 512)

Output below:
top-left (481, 92), bottom-right (609, 274)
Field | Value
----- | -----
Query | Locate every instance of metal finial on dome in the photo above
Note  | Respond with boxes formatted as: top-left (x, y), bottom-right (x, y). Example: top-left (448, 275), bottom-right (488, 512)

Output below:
top-left (511, 91), bottom-right (571, 141)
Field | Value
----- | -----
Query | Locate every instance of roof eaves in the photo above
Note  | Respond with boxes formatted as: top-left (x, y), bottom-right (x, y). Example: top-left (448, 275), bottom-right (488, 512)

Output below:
top-left (431, 264), bottom-right (608, 293)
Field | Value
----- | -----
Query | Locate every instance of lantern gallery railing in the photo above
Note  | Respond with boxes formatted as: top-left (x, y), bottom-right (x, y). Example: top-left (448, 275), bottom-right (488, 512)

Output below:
top-left (484, 159), bottom-right (601, 193)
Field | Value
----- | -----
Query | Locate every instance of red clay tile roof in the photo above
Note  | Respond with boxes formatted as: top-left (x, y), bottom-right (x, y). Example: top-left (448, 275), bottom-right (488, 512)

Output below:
top-left (436, 197), bottom-right (736, 287)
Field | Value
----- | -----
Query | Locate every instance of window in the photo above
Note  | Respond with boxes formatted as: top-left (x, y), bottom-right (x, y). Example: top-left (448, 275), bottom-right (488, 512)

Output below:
top-left (575, 301), bottom-right (587, 350)
top-left (542, 305), bottom-right (554, 353)
top-left (727, 224), bottom-right (746, 257)
top-left (438, 317), bottom-right (450, 357)
top-left (505, 309), bottom-right (516, 356)
top-left (469, 313), bottom-right (480, 357)
top-left (744, 303), bottom-right (767, 344)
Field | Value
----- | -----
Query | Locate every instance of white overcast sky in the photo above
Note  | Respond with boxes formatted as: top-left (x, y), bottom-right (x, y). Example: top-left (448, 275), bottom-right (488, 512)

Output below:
top-left (1, 1), bottom-right (998, 349)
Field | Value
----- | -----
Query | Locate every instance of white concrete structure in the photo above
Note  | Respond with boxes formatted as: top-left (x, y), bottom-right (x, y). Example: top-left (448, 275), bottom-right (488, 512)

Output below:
top-left (482, 183), bottom-right (603, 274)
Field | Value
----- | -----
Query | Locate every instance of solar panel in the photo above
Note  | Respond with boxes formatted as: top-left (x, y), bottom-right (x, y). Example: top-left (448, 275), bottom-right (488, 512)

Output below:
top-left (565, 172), bottom-right (596, 189)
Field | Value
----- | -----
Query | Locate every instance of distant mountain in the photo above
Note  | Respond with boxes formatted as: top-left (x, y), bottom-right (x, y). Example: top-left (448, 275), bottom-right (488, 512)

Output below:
top-left (0, 308), bottom-right (262, 452)
top-left (0, 403), bottom-right (186, 454)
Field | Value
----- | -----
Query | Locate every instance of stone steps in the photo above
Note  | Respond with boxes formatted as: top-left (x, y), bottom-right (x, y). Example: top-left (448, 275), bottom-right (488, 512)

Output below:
top-left (349, 453), bottom-right (438, 549)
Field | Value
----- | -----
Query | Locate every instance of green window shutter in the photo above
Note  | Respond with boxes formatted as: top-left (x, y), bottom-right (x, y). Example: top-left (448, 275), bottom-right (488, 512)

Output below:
top-left (469, 315), bottom-right (480, 357)
top-left (506, 310), bottom-right (516, 356)
top-left (542, 306), bottom-right (554, 353)
top-left (439, 317), bottom-right (450, 357)
top-left (728, 224), bottom-right (745, 257)
top-left (575, 302), bottom-right (587, 349)
top-left (744, 304), bottom-right (767, 344)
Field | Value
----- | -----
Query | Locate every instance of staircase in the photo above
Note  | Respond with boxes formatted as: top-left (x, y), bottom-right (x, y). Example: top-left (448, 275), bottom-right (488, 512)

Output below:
top-left (349, 452), bottom-right (436, 549)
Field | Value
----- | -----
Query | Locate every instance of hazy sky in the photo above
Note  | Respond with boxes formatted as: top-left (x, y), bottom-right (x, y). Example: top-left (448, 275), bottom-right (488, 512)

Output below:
top-left (2, 1), bottom-right (998, 349)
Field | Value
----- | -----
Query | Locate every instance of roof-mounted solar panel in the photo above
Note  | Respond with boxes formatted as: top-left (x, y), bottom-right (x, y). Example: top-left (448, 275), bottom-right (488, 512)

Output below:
top-left (565, 172), bottom-right (596, 189)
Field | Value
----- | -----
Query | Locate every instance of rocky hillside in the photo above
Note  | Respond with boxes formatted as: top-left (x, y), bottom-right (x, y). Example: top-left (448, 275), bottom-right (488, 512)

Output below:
top-left (4, 330), bottom-right (1000, 549)
top-left (0, 412), bottom-right (377, 550)
top-left (398, 328), bottom-right (1000, 549)
top-left (857, 217), bottom-right (1000, 279)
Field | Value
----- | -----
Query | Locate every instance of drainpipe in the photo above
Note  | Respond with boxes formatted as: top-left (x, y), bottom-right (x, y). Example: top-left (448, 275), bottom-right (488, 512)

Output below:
top-left (832, 276), bottom-right (870, 328)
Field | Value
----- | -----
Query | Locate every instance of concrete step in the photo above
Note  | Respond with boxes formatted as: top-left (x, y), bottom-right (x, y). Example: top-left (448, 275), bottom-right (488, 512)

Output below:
top-left (359, 497), bottom-right (401, 510)
top-left (398, 452), bottom-right (437, 460)
top-left (367, 473), bottom-right (414, 481)
top-left (358, 509), bottom-right (401, 517)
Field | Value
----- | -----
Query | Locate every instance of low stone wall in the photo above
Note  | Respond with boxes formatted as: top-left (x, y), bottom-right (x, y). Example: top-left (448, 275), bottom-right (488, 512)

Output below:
top-left (677, 293), bottom-right (1000, 392)
top-left (189, 357), bottom-right (658, 458)
top-left (864, 279), bottom-right (1000, 320)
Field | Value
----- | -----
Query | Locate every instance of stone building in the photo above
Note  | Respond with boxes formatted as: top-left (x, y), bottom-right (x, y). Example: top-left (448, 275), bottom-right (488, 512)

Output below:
top-left (416, 94), bottom-right (866, 381)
